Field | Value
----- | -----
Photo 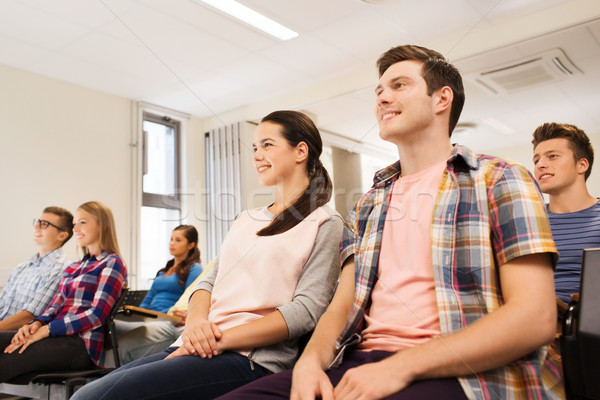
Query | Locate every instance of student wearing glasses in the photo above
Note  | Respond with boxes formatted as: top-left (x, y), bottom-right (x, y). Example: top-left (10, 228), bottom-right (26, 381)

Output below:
top-left (0, 206), bottom-right (74, 331)
top-left (0, 201), bottom-right (127, 381)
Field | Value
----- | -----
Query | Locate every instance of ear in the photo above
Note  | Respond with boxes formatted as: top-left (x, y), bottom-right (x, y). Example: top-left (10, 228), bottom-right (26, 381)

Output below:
top-left (576, 157), bottom-right (590, 176)
top-left (295, 141), bottom-right (309, 164)
top-left (187, 241), bottom-right (195, 251)
top-left (57, 231), bottom-right (69, 244)
top-left (434, 86), bottom-right (453, 115)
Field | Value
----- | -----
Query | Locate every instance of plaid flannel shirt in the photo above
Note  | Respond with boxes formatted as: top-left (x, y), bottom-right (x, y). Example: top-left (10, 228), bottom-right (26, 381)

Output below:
top-left (34, 251), bottom-right (127, 366)
top-left (338, 145), bottom-right (563, 400)
top-left (0, 247), bottom-right (70, 320)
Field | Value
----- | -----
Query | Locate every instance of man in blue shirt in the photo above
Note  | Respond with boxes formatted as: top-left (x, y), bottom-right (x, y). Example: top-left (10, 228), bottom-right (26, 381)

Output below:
top-left (532, 122), bottom-right (600, 304)
top-left (0, 206), bottom-right (74, 330)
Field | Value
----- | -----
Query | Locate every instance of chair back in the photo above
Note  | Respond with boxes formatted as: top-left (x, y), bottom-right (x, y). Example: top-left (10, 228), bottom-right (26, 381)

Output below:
top-left (562, 248), bottom-right (600, 400)
top-left (105, 289), bottom-right (148, 367)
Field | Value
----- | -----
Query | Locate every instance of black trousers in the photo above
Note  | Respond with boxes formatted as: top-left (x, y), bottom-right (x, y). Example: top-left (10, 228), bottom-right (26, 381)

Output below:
top-left (0, 331), bottom-right (94, 381)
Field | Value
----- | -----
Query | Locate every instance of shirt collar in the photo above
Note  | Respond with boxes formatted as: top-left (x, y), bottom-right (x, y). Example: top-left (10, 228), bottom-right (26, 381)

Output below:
top-left (82, 251), bottom-right (109, 262)
top-left (371, 144), bottom-right (477, 188)
top-left (30, 247), bottom-right (62, 264)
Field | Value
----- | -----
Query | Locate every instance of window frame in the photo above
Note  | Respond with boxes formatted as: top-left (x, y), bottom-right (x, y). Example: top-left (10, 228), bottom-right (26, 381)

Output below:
top-left (141, 112), bottom-right (182, 211)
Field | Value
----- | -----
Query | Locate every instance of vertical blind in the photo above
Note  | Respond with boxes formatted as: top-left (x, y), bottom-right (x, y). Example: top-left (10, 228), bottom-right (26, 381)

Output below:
top-left (204, 122), bottom-right (242, 261)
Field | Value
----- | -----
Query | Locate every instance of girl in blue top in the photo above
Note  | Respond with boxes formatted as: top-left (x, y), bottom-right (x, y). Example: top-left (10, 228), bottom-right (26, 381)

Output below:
top-left (139, 225), bottom-right (202, 313)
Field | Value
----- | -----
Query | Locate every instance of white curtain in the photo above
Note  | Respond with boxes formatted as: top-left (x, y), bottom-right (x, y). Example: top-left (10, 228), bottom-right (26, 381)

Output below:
top-left (204, 123), bottom-right (242, 261)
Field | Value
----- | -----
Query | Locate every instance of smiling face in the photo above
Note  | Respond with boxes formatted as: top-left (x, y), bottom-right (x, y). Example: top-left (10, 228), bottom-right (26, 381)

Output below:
top-left (73, 209), bottom-right (101, 255)
top-left (252, 121), bottom-right (299, 187)
top-left (169, 229), bottom-right (194, 259)
top-left (375, 60), bottom-right (437, 144)
top-left (533, 137), bottom-right (588, 195)
top-left (33, 212), bottom-right (68, 254)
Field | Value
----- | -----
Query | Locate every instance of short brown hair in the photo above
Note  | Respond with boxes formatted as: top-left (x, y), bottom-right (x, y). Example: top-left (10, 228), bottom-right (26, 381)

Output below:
top-left (43, 206), bottom-right (74, 245)
top-left (532, 122), bottom-right (594, 180)
top-left (377, 45), bottom-right (465, 136)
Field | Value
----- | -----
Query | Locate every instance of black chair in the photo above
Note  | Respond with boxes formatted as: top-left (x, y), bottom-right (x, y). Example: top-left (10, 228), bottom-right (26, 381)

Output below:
top-left (108, 289), bottom-right (148, 368)
top-left (0, 288), bottom-right (148, 399)
top-left (561, 248), bottom-right (600, 400)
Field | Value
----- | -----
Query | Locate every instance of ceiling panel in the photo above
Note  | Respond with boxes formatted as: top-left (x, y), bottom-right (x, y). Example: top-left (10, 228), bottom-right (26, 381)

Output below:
top-left (257, 33), bottom-right (359, 79)
top-left (138, 0), bottom-right (277, 52)
top-left (0, 2), bottom-right (89, 51)
top-left (15, 0), bottom-right (129, 29)
top-left (0, 35), bottom-right (50, 68)
top-left (241, 0), bottom-right (365, 32)
top-left (0, 0), bottom-right (599, 156)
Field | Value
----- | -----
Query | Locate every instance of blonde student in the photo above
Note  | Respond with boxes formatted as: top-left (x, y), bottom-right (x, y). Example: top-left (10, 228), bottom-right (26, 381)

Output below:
top-left (0, 201), bottom-right (127, 381)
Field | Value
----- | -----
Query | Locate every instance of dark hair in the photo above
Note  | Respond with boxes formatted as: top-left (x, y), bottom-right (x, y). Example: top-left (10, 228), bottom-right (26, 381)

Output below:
top-left (158, 225), bottom-right (201, 286)
top-left (532, 122), bottom-right (595, 181)
top-left (43, 206), bottom-right (74, 245)
top-left (377, 44), bottom-right (465, 136)
top-left (257, 110), bottom-right (333, 236)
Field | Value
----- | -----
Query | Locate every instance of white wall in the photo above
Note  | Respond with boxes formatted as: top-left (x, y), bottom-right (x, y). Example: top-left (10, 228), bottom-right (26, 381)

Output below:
top-left (181, 115), bottom-right (208, 265)
top-left (0, 63), bottom-right (132, 284)
top-left (0, 64), bottom-right (207, 287)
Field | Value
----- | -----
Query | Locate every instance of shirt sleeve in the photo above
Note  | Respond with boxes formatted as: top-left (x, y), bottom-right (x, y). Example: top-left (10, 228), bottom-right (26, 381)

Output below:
top-left (277, 214), bottom-right (344, 339)
top-left (34, 273), bottom-right (72, 325)
top-left (340, 206), bottom-right (358, 266)
top-left (488, 162), bottom-right (558, 267)
top-left (185, 263), bottom-right (203, 288)
top-left (26, 256), bottom-right (70, 316)
top-left (195, 256), bottom-right (219, 294)
top-left (139, 279), bottom-right (157, 310)
top-left (0, 263), bottom-right (26, 317)
top-left (47, 255), bottom-right (127, 337)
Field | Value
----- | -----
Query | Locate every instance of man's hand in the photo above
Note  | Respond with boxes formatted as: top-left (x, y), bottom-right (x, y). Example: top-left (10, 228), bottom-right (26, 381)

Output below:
top-left (333, 359), bottom-right (411, 400)
top-left (290, 358), bottom-right (334, 400)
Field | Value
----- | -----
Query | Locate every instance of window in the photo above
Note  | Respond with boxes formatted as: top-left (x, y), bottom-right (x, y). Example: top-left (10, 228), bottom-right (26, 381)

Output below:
top-left (139, 112), bottom-right (182, 289)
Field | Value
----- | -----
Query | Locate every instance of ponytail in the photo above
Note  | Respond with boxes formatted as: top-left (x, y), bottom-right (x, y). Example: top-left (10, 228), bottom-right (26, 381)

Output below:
top-left (256, 110), bottom-right (333, 236)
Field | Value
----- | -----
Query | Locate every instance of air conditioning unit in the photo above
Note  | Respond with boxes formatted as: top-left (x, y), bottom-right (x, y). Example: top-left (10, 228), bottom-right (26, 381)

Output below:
top-left (467, 48), bottom-right (582, 95)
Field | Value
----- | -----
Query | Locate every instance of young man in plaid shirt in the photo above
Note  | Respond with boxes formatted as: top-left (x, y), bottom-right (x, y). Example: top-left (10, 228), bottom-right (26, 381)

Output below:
top-left (222, 45), bottom-right (563, 400)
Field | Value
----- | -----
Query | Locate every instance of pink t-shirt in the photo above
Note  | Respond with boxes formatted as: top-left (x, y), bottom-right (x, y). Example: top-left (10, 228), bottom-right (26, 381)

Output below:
top-left (359, 161), bottom-right (446, 352)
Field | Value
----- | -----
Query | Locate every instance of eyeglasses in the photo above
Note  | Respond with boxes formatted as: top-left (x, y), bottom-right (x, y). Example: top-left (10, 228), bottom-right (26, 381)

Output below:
top-left (33, 218), bottom-right (64, 231)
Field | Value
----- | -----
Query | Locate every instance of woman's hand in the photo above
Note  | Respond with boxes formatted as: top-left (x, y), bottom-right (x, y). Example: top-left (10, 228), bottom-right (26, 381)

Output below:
top-left (9, 321), bottom-right (40, 346)
top-left (179, 319), bottom-right (222, 358)
top-left (4, 322), bottom-right (50, 354)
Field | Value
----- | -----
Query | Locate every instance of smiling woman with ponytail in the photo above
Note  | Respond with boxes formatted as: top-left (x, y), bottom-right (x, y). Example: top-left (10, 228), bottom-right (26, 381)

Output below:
top-left (72, 111), bottom-right (343, 400)
top-left (256, 110), bottom-right (333, 236)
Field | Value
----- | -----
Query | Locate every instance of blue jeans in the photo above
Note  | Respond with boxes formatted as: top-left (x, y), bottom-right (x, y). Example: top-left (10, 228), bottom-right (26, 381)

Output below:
top-left (70, 347), bottom-right (271, 400)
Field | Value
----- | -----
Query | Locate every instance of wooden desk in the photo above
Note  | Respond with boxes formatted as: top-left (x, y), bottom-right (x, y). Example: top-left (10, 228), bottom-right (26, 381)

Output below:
top-left (118, 305), bottom-right (182, 322)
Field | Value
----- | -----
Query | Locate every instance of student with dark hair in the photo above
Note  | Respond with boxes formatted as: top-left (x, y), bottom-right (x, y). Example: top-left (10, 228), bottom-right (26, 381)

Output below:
top-left (220, 44), bottom-right (562, 399)
top-left (139, 225), bottom-right (203, 313)
top-left (0, 201), bottom-right (127, 381)
top-left (71, 110), bottom-right (343, 400)
top-left (0, 206), bottom-right (74, 331)
top-left (532, 122), bottom-right (600, 304)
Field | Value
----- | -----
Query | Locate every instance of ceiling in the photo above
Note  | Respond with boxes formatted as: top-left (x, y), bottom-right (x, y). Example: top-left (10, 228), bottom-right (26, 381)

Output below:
top-left (1, 0), bottom-right (600, 157)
